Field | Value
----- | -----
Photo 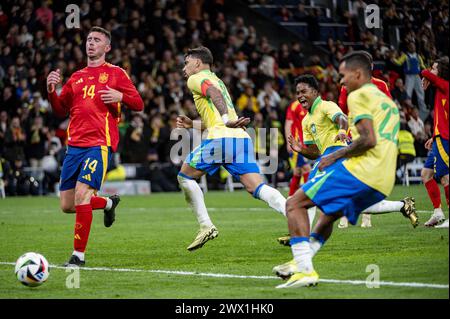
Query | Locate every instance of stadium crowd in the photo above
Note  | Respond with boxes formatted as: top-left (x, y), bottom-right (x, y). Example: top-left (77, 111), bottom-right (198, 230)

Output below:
top-left (0, 0), bottom-right (448, 195)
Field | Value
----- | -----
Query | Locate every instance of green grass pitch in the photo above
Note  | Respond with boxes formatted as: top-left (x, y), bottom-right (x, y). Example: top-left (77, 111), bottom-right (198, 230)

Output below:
top-left (0, 185), bottom-right (448, 299)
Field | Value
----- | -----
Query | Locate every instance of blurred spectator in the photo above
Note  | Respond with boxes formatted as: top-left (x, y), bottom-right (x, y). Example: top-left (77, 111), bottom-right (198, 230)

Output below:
top-left (3, 116), bottom-right (26, 164)
top-left (122, 114), bottom-right (151, 164)
top-left (392, 43), bottom-right (428, 120)
top-left (391, 78), bottom-right (409, 106)
top-left (26, 116), bottom-right (49, 168)
top-left (407, 107), bottom-right (428, 157)
top-left (236, 85), bottom-right (259, 120)
top-left (257, 82), bottom-right (281, 113)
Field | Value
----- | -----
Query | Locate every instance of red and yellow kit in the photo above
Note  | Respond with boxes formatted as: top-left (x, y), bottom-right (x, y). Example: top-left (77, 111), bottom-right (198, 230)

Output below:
top-left (48, 63), bottom-right (144, 152)
top-left (421, 69), bottom-right (449, 140)
top-left (338, 77), bottom-right (392, 115)
top-left (286, 100), bottom-right (307, 144)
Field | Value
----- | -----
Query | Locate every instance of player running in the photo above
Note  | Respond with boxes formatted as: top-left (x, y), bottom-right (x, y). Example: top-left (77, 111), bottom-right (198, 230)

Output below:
top-left (47, 27), bottom-right (144, 266)
top-left (177, 46), bottom-right (287, 251)
top-left (421, 56), bottom-right (449, 228)
top-left (274, 52), bottom-right (414, 288)
top-left (337, 51), bottom-right (393, 228)
top-left (276, 73), bottom-right (417, 246)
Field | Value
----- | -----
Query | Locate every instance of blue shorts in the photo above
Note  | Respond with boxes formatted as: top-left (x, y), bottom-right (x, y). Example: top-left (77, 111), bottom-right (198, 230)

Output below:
top-left (310, 145), bottom-right (345, 178)
top-left (185, 138), bottom-right (260, 179)
top-left (302, 160), bottom-right (386, 225)
top-left (60, 146), bottom-right (112, 191)
top-left (289, 152), bottom-right (308, 169)
top-left (432, 137), bottom-right (449, 179)
top-left (424, 149), bottom-right (435, 170)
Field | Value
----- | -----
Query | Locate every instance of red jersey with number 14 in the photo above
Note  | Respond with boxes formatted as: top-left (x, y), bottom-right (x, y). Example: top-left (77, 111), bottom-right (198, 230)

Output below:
top-left (48, 63), bottom-right (144, 152)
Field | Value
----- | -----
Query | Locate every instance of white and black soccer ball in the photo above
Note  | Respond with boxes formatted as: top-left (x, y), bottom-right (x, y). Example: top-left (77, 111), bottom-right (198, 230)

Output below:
top-left (15, 252), bottom-right (49, 287)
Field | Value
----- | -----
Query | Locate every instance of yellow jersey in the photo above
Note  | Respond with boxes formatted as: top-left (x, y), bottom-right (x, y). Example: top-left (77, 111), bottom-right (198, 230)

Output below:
top-left (302, 96), bottom-right (346, 154)
top-left (187, 69), bottom-right (249, 140)
top-left (344, 83), bottom-right (400, 196)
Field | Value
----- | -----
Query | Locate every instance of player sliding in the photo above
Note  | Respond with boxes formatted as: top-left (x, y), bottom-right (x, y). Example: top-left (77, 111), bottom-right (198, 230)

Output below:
top-left (274, 51), bottom-right (412, 288)
top-left (276, 73), bottom-right (418, 246)
top-left (47, 27), bottom-right (144, 266)
top-left (177, 46), bottom-right (287, 251)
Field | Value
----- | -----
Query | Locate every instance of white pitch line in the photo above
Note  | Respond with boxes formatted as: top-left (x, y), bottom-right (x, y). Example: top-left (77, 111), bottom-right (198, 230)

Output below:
top-left (1, 262), bottom-right (447, 290)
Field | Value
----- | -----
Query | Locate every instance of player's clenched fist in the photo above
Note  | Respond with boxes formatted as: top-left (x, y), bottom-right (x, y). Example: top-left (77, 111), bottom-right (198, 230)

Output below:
top-left (47, 69), bottom-right (61, 93)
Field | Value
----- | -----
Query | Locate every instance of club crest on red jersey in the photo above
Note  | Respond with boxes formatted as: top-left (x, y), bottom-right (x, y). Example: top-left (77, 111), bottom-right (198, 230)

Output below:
top-left (99, 72), bottom-right (109, 84)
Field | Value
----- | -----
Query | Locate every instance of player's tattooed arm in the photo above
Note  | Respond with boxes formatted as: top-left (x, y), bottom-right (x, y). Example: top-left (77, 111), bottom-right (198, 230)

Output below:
top-left (206, 85), bottom-right (250, 129)
top-left (318, 119), bottom-right (376, 170)
top-left (334, 114), bottom-right (351, 143)
top-left (206, 86), bottom-right (228, 116)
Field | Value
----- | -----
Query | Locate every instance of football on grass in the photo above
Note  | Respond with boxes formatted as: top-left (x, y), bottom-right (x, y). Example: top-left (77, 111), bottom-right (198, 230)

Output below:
top-left (15, 252), bottom-right (49, 287)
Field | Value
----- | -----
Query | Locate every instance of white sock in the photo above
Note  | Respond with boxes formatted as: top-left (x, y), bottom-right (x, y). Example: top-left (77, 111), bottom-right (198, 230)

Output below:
top-left (178, 175), bottom-right (213, 228)
top-left (291, 241), bottom-right (314, 273)
top-left (256, 184), bottom-right (286, 217)
top-left (434, 207), bottom-right (444, 216)
top-left (310, 237), bottom-right (322, 257)
top-left (307, 207), bottom-right (316, 229)
top-left (105, 198), bottom-right (113, 210)
top-left (363, 200), bottom-right (404, 214)
top-left (72, 250), bottom-right (85, 261)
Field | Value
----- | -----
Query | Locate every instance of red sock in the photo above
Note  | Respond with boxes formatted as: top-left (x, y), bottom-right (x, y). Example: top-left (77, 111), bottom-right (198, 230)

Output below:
top-left (90, 196), bottom-right (107, 210)
top-left (302, 171), bottom-right (310, 183)
top-left (289, 175), bottom-right (301, 196)
top-left (445, 184), bottom-right (449, 207)
top-left (74, 204), bottom-right (93, 253)
top-left (424, 179), bottom-right (441, 209)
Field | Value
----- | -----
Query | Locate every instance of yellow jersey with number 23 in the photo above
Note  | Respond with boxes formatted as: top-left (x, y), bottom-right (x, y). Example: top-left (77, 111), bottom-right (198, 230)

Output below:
top-left (187, 69), bottom-right (249, 140)
top-left (344, 83), bottom-right (400, 196)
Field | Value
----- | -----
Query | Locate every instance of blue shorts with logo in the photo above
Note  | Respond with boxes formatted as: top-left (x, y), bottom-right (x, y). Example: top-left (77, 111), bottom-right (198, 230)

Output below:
top-left (301, 160), bottom-right (386, 225)
top-left (60, 146), bottom-right (112, 191)
top-left (185, 138), bottom-right (260, 179)
top-left (310, 145), bottom-right (345, 178)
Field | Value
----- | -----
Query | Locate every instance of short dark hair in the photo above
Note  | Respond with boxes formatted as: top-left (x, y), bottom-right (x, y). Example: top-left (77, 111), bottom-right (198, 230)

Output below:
top-left (340, 51), bottom-right (372, 76)
top-left (294, 74), bottom-right (319, 91)
top-left (88, 26), bottom-right (111, 43)
top-left (436, 56), bottom-right (449, 81)
top-left (186, 46), bottom-right (214, 65)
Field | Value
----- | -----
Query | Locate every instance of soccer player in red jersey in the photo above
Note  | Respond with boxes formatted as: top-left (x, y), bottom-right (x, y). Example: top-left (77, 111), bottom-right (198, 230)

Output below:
top-left (285, 99), bottom-right (311, 196)
top-left (47, 27), bottom-right (144, 266)
top-left (421, 56), bottom-right (449, 228)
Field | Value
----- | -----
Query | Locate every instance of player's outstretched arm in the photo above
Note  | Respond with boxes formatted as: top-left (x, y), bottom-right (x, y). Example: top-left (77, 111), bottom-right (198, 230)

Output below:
top-left (46, 69), bottom-right (70, 118)
top-left (318, 119), bottom-right (376, 170)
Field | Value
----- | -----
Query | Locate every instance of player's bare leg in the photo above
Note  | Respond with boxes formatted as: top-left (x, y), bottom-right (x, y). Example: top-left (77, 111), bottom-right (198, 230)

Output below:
top-left (422, 168), bottom-right (446, 226)
top-left (60, 189), bottom-right (76, 213)
top-left (240, 173), bottom-right (287, 216)
top-left (178, 163), bottom-right (218, 251)
top-left (60, 187), bottom-right (119, 227)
